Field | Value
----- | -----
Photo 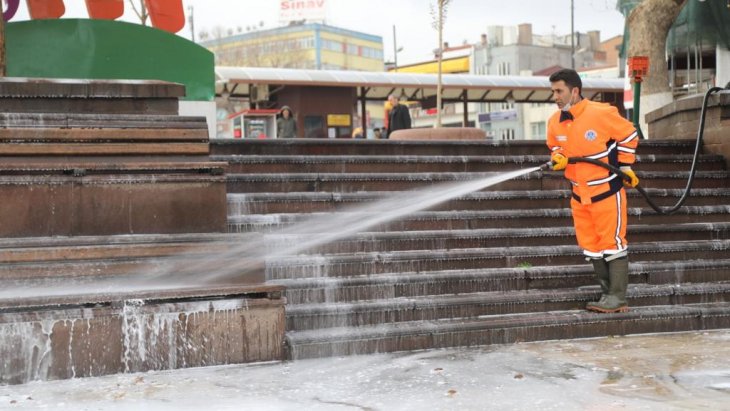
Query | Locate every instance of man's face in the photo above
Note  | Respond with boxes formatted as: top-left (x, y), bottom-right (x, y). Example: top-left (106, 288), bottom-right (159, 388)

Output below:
top-left (388, 96), bottom-right (399, 107)
top-left (551, 80), bottom-right (577, 110)
top-left (283, 110), bottom-right (290, 119)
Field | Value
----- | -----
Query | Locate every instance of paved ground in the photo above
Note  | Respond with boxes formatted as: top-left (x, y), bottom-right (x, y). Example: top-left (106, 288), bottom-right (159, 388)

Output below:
top-left (1, 331), bottom-right (730, 410)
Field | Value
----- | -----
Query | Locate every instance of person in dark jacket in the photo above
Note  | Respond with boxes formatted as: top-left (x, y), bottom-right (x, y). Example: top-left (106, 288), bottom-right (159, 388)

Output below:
top-left (277, 106), bottom-right (297, 138)
top-left (386, 94), bottom-right (411, 139)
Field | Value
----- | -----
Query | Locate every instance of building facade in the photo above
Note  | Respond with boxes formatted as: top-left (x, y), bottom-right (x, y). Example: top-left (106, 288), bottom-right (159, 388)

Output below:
top-left (202, 23), bottom-right (386, 138)
top-left (472, 24), bottom-right (614, 141)
top-left (201, 23), bottom-right (384, 72)
top-left (394, 23), bottom-right (617, 140)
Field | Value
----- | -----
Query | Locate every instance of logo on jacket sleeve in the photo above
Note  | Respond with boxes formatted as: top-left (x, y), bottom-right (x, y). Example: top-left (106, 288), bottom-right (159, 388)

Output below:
top-left (585, 130), bottom-right (597, 141)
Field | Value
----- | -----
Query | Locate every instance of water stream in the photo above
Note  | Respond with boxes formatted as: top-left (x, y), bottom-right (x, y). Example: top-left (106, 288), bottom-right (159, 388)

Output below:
top-left (0, 167), bottom-right (540, 302)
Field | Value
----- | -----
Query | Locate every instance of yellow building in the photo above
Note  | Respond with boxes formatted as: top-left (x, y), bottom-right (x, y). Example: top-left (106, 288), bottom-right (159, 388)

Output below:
top-left (201, 23), bottom-right (384, 72)
top-left (390, 44), bottom-right (472, 74)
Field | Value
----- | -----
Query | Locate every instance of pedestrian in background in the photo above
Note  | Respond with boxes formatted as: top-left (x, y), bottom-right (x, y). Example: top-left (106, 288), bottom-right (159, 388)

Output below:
top-left (373, 128), bottom-right (383, 139)
top-left (352, 127), bottom-right (365, 139)
top-left (386, 94), bottom-right (411, 139)
top-left (277, 106), bottom-right (297, 138)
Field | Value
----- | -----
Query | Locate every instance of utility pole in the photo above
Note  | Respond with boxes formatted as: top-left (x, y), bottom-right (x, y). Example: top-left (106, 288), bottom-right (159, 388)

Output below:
top-left (188, 5), bottom-right (195, 43)
top-left (393, 25), bottom-right (398, 72)
top-left (570, 0), bottom-right (575, 69)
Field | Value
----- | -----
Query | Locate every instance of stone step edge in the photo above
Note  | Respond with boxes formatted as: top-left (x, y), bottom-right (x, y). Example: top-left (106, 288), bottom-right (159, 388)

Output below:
top-left (226, 170), bottom-right (730, 181)
top-left (263, 222), bottom-right (730, 245)
top-left (267, 239), bottom-right (730, 267)
top-left (214, 154), bottom-right (724, 164)
top-left (0, 233), bottom-right (259, 250)
top-left (286, 282), bottom-right (730, 316)
top-left (273, 259), bottom-right (730, 291)
top-left (230, 205), bottom-right (730, 224)
top-left (227, 188), bottom-right (730, 203)
top-left (212, 139), bottom-right (697, 148)
top-left (286, 302), bottom-right (730, 345)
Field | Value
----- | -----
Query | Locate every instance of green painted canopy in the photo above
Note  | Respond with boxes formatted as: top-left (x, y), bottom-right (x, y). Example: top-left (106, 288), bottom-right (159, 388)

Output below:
top-left (6, 19), bottom-right (214, 101)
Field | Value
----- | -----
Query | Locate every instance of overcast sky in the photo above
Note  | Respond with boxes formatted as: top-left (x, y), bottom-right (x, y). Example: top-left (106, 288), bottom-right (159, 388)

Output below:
top-left (12, 0), bottom-right (626, 65)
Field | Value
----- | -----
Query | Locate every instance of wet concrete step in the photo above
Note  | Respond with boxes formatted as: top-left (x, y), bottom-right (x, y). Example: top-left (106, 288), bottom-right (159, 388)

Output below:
top-left (229, 205), bottom-right (730, 233)
top-left (0, 161), bottom-right (226, 176)
top-left (285, 282), bottom-right (730, 331)
top-left (211, 139), bottom-right (697, 157)
top-left (278, 259), bottom-right (730, 305)
top-left (264, 223), bottom-right (730, 255)
top-left (285, 302), bottom-right (730, 359)
top-left (0, 233), bottom-right (259, 264)
top-left (0, 252), bottom-right (265, 283)
top-left (0, 283), bottom-right (284, 311)
top-left (266, 240), bottom-right (730, 280)
top-left (226, 171), bottom-right (730, 193)
top-left (217, 154), bottom-right (725, 174)
top-left (227, 188), bottom-right (730, 215)
top-left (0, 232), bottom-right (266, 286)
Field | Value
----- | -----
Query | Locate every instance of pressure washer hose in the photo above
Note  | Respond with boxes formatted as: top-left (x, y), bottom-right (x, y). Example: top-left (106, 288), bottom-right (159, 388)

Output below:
top-left (542, 85), bottom-right (728, 215)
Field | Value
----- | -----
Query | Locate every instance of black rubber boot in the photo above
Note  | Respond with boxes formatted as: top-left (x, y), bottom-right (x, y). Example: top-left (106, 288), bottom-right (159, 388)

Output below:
top-left (589, 257), bottom-right (629, 313)
top-left (585, 258), bottom-right (610, 311)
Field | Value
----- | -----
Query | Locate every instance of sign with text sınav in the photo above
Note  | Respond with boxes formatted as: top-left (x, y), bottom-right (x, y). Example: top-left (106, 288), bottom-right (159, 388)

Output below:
top-left (279, 0), bottom-right (328, 24)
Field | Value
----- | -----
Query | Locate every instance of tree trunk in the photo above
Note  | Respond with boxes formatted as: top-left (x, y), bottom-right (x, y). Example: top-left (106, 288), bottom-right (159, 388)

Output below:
top-left (436, 5), bottom-right (443, 128)
top-left (627, 0), bottom-right (687, 96)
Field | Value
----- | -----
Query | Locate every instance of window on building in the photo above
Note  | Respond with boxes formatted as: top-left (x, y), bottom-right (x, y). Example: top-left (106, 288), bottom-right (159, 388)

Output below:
top-left (361, 47), bottom-right (383, 59)
top-left (346, 44), bottom-right (359, 55)
top-left (531, 122), bottom-right (547, 139)
top-left (500, 129), bottom-right (515, 140)
top-left (498, 62), bottom-right (511, 76)
top-left (322, 39), bottom-right (342, 52)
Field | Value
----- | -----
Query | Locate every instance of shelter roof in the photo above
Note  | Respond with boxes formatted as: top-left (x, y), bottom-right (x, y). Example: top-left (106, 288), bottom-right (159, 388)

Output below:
top-left (215, 66), bottom-right (623, 103)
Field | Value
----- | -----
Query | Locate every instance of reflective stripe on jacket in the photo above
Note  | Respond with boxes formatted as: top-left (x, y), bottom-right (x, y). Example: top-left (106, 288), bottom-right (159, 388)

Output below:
top-left (546, 99), bottom-right (638, 205)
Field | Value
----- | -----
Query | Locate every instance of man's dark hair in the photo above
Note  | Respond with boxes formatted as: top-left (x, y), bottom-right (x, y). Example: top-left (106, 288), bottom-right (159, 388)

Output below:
top-left (549, 69), bottom-right (582, 95)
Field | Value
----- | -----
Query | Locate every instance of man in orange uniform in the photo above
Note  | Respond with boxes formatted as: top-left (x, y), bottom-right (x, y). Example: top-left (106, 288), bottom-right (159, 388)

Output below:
top-left (546, 69), bottom-right (640, 313)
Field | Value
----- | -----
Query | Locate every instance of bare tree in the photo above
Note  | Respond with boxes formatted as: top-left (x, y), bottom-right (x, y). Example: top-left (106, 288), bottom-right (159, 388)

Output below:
top-left (627, 0), bottom-right (688, 96)
top-left (431, 0), bottom-right (452, 128)
top-left (626, 0), bottom-right (688, 134)
top-left (128, 0), bottom-right (149, 26)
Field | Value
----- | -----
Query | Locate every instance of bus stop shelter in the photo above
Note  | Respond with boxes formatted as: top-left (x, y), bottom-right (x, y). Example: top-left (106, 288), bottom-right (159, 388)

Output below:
top-left (214, 67), bottom-right (624, 137)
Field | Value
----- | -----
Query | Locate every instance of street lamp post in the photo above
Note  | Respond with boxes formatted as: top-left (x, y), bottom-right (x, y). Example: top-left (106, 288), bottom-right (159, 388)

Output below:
top-left (393, 25), bottom-right (398, 72)
top-left (188, 5), bottom-right (195, 43)
top-left (570, 0), bottom-right (575, 69)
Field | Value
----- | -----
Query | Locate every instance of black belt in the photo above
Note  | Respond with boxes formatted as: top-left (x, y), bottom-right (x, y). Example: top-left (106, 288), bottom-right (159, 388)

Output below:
top-left (571, 176), bottom-right (624, 204)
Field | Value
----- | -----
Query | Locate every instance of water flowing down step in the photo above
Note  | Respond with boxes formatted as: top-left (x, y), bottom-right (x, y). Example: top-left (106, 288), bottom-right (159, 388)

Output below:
top-left (212, 138), bottom-right (730, 359)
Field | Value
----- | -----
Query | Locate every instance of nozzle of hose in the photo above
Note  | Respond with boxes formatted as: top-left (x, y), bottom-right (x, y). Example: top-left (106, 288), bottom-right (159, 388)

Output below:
top-left (540, 161), bottom-right (556, 171)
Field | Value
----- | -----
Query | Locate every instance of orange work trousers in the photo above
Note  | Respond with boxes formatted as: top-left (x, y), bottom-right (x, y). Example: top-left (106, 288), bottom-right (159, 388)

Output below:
top-left (570, 188), bottom-right (628, 259)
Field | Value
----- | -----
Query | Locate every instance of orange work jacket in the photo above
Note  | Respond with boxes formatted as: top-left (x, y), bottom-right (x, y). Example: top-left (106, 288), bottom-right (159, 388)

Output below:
top-left (546, 98), bottom-right (638, 205)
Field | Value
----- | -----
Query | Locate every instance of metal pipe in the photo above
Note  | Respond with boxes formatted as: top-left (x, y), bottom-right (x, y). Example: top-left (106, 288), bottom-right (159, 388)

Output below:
top-left (695, 38), bottom-right (699, 93)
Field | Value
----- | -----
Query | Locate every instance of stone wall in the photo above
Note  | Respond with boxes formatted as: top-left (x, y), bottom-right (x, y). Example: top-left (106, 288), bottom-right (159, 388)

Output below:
top-left (646, 91), bottom-right (730, 160)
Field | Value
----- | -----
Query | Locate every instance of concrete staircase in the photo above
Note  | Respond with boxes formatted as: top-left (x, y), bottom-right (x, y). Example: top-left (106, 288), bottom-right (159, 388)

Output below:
top-left (212, 139), bottom-right (730, 359)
